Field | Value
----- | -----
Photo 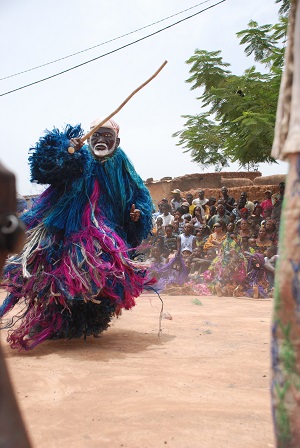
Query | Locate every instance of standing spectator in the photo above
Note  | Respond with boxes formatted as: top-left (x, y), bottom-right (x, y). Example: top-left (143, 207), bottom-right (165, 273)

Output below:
top-left (207, 204), bottom-right (230, 229)
top-left (260, 190), bottom-right (273, 218)
top-left (192, 190), bottom-right (209, 208)
top-left (170, 189), bottom-right (185, 212)
top-left (220, 186), bottom-right (236, 213)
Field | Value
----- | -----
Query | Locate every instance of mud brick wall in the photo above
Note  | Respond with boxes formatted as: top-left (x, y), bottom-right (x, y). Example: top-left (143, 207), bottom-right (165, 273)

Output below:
top-left (146, 172), bottom-right (286, 207)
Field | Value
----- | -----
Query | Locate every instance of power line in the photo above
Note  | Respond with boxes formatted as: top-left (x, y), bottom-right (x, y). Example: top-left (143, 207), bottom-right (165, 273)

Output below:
top-left (0, 0), bottom-right (213, 81)
top-left (0, 0), bottom-right (226, 98)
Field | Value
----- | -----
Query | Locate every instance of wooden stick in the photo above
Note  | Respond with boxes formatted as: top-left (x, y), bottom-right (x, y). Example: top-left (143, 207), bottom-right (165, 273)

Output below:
top-left (68, 60), bottom-right (168, 153)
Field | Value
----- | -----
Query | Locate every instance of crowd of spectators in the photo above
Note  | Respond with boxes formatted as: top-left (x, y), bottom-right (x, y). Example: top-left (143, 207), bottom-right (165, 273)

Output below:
top-left (144, 182), bottom-right (285, 298)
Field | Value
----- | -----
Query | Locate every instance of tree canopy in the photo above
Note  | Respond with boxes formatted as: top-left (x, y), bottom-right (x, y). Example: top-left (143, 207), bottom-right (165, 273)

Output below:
top-left (173, 0), bottom-right (290, 171)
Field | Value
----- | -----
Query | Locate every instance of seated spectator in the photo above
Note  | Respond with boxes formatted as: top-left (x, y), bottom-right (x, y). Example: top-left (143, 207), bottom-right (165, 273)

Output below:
top-left (231, 197), bottom-right (247, 222)
top-left (153, 216), bottom-right (165, 238)
top-left (229, 213), bottom-right (236, 224)
top-left (173, 210), bottom-right (185, 234)
top-left (248, 238), bottom-right (258, 254)
top-left (191, 206), bottom-right (205, 232)
top-left (238, 219), bottom-right (253, 239)
top-left (162, 224), bottom-right (178, 259)
top-left (152, 201), bottom-right (164, 221)
top-left (264, 219), bottom-right (278, 245)
top-left (255, 226), bottom-right (273, 255)
top-left (227, 222), bottom-right (236, 235)
top-left (203, 220), bottom-right (227, 253)
top-left (261, 207), bottom-right (273, 226)
top-left (264, 245), bottom-right (279, 295)
top-left (251, 204), bottom-right (264, 227)
top-left (172, 219), bottom-right (180, 235)
top-left (208, 205), bottom-right (217, 221)
top-left (260, 190), bottom-right (273, 218)
top-left (243, 253), bottom-right (268, 298)
top-left (207, 204), bottom-right (230, 229)
top-left (188, 247), bottom-right (217, 277)
top-left (240, 235), bottom-right (250, 254)
top-left (148, 245), bottom-right (167, 266)
top-left (247, 216), bottom-right (258, 237)
top-left (157, 203), bottom-right (174, 229)
top-left (179, 202), bottom-right (193, 221)
top-left (202, 235), bottom-right (247, 297)
top-left (177, 223), bottom-right (196, 259)
top-left (194, 226), bottom-right (210, 255)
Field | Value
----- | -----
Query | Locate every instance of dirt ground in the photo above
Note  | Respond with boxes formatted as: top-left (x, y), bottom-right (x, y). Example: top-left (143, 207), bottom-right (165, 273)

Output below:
top-left (0, 291), bottom-right (275, 448)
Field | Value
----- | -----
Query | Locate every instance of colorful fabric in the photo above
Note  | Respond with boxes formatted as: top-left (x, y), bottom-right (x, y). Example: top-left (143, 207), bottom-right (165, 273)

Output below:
top-left (203, 237), bottom-right (247, 295)
top-left (0, 124), bottom-right (153, 350)
top-left (243, 253), bottom-right (268, 298)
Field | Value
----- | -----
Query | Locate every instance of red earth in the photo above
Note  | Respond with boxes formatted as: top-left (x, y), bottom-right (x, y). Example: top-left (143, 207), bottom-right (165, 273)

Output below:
top-left (1, 291), bottom-right (275, 448)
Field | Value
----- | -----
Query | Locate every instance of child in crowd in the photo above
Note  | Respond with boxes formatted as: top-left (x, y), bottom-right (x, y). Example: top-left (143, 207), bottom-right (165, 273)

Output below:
top-left (264, 245), bottom-right (279, 295)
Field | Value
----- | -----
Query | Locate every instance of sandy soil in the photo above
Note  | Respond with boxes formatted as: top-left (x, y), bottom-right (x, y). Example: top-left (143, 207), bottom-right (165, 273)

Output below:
top-left (0, 291), bottom-right (275, 448)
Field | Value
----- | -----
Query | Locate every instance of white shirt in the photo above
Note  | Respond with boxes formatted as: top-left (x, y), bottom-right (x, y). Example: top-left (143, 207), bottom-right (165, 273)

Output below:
top-left (179, 234), bottom-right (195, 253)
top-left (157, 213), bottom-right (175, 227)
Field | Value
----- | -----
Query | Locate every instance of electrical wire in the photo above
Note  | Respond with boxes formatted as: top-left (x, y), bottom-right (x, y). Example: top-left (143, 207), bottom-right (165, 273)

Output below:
top-left (0, 0), bottom-right (226, 98)
top-left (0, 0), bottom-right (213, 81)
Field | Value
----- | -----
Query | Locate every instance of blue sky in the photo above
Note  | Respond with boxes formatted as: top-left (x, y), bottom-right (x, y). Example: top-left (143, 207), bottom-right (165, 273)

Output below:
top-left (0, 0), bottom-right (287, 195)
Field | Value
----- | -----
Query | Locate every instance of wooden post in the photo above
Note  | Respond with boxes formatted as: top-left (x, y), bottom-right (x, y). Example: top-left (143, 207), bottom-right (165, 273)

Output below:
top-left (0, 162), bottom-right (31, 447)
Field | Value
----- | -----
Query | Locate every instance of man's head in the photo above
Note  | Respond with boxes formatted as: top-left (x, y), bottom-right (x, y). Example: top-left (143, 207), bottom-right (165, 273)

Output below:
top-left (162, 203), bottom-right (171, 215)
top-left (217, 204), bottom-right (225, 216)
top-left (171, 188), bottom-right (181, 199)
top-left (181, 202), bottom-right (190, 214)
top-left (279, 182), bottom-right (285, 195)
top-left (198, 190), bottom-right (205, 199)
top-left (221, 186), bottom-right (228, 196)
top-left (88, 118), bottom-right (120, 160)
top-left (165, 225), bottom-right (174, 237)
top-left (186, 193), bottom-right (193, 205)
top-left (183, 223), bottom-right (193, 235)
top-left (265, 190), bottom-right (272, 199)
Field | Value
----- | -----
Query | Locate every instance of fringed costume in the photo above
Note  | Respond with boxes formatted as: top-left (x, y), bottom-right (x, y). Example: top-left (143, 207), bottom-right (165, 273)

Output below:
top-left (0, 124), bottom-right (153, 350)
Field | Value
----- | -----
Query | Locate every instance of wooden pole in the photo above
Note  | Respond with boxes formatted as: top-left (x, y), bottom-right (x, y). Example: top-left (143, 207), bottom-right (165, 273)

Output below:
top-left (0, 163), bottom-right (31, 448)
top-left (68, 60), bottom-right (168, 153)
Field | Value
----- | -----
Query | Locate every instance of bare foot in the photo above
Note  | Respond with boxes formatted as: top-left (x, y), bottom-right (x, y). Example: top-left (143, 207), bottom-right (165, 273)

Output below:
top-left (215, 283), bottom-right (223, 297)
top-left (253, 285), bottom-right (259, 299)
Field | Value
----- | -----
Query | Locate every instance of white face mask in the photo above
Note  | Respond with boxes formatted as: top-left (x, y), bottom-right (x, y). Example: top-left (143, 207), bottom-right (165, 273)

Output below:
top-left (88, 127), bottom-right (119, 160)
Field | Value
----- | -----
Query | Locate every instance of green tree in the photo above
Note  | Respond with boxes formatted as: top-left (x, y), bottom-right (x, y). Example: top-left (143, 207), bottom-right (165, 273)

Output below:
top-left (173, 0), bottom-right (290, 171)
